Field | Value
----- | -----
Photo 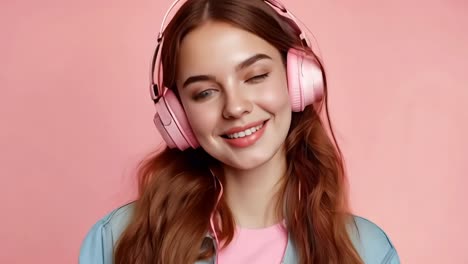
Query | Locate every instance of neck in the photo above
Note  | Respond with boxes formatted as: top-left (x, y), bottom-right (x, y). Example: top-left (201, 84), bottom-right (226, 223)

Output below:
top-left (222, 145), bottom-right (287, 229)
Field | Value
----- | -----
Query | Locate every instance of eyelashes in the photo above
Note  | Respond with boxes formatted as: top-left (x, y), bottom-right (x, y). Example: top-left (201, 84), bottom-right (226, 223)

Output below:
top-left (193, 89), bottom-right (216, 100)
top-left (192, 72), bottom-right (271, 101)
top-left (246, 73), bottom-right (269, 83)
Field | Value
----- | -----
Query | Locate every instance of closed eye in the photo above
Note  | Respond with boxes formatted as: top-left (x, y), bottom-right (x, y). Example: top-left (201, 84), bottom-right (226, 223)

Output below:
top-left (246, 73), bottom-right (270, 84)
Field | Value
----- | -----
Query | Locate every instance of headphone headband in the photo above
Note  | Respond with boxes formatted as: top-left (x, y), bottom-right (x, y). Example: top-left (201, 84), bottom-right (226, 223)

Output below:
top-left (149, 0), bottom-right (312, 102)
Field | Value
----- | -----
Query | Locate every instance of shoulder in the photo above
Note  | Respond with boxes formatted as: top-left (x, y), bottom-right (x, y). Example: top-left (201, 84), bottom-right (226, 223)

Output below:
top-left (79, 202), bottom-right (136, 264)
top-left (95, 202), bottom-right (135, 238)
top-left (348, 215), bottom-right (401, 264)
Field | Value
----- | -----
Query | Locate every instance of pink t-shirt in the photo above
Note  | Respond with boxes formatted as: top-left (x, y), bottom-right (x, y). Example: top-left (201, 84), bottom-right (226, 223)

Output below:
top-left (217, 223), bottom-right (288, 264)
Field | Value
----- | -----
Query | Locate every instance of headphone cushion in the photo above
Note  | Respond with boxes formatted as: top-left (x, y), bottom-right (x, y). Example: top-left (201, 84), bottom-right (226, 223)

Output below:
top-left (153, 89), bottom-right (199, 150)
top-left (287, 48), bottom-right (324, 112)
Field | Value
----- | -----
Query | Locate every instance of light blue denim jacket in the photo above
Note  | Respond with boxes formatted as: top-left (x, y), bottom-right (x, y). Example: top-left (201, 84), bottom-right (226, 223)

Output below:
top-left (79, 203), bottom-right (400, 263)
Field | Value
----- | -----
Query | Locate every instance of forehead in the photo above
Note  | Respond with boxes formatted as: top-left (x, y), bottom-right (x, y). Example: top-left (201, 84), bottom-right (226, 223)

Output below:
top-left (177, 21), bottom-right (281, 75)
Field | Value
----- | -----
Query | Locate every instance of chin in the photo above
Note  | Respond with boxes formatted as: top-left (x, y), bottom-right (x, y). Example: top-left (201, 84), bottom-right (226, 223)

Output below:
top-left (224, 159), bottom-right (268, 171)
top-left (220, 145), bottom-right (284, 171)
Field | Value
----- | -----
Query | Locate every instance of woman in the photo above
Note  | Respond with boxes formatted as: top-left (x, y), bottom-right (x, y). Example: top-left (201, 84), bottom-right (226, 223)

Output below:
top-left (80, 0), bottom-right (400, 263)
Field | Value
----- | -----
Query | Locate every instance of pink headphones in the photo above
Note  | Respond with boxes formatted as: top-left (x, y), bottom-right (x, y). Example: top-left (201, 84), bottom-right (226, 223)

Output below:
top-left (149, 0), bottom-right (325, 151)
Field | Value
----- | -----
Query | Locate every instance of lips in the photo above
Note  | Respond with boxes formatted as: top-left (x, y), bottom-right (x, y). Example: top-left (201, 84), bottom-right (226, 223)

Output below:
top-left (225, 123), bottom-right (264, 139)
top-left (222, 120), bottom-right (267, 136)
top-left (221, 120), bottom-right (269, 148)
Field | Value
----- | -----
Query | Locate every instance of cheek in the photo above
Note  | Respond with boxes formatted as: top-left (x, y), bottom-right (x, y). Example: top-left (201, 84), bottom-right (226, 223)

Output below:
top-left (183, 103), bottom-right (219, 137)
top-left (178, 93), bottom-right (207, 134)
top-left (258, 75), bottom-right (291, 112)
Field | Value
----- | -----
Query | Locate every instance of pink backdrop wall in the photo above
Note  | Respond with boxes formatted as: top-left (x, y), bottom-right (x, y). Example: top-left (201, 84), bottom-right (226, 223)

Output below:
top-left (1, 0), bottom-right (467, 263)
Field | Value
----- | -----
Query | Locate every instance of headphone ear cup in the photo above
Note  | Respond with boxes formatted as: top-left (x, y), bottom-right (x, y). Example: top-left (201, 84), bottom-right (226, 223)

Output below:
top-left (153, 89), bottom-right (199, 150)
top-left (286, 48), bottom-right (324, 112)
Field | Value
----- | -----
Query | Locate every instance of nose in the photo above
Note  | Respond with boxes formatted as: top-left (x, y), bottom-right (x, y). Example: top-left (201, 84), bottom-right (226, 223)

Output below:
top-left (222, 86), bottom-right (253, 119)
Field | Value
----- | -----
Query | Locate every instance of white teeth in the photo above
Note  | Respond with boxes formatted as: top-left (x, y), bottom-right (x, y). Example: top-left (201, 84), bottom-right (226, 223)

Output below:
top-left (226, 124), bottom-right (263, 139)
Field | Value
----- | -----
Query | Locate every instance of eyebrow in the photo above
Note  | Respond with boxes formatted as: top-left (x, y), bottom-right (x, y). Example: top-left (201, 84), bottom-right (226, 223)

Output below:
top-left (182, 53), bottom-right (272, 88)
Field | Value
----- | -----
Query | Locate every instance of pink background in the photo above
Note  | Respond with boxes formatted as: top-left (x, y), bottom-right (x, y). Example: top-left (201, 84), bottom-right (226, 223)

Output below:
top-left (1, 0), bottom-right (467, 263)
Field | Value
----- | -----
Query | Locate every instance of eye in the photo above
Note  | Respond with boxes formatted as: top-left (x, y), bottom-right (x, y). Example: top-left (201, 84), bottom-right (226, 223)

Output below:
top-left (246, 73), bottom-right (270, 84)
top-left (193, 89), bottom-right (216, 101)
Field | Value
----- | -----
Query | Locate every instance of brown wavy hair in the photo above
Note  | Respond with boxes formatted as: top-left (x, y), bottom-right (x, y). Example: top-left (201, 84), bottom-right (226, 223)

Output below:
top-left (115, 0), bottom-right (363, 263)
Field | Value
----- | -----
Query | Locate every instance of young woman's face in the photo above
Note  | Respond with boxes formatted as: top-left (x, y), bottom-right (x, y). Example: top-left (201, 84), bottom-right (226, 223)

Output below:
top-left (176, 21), bottom-right (292, 170)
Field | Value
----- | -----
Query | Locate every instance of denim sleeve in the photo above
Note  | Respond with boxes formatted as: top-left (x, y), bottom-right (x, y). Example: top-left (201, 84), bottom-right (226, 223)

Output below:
top-left (79, 203), bottom-right (134, 264)
top-left (384, 247), bottom-right (401, 264)
top-left (79, 218), bottom-right (113, 264)
top-left (351, 216), bottom-right (401, 264)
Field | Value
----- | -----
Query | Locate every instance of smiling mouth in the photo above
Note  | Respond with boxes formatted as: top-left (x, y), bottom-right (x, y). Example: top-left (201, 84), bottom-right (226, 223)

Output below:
top-left (221, 121), bottom-right (267, 139)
